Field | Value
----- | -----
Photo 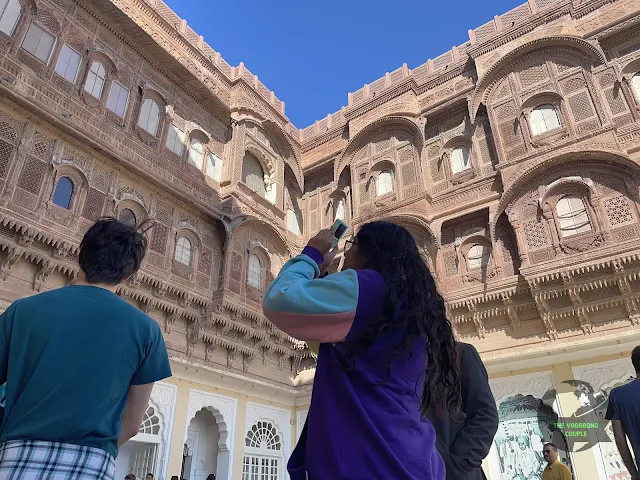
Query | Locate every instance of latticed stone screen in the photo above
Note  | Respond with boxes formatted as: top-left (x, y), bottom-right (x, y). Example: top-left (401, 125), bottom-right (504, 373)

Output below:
top-left (17, 157), bottom-right (46, 195)
top-left (604, 88), bottom-right (629, 116)
top-left (518, 63), bottom-right (549, 89)
top-left (402, 162), bottom-right (416, 186)
top-left (373, 133), bottom-right (392, 153)
top-left (568, 92), bottom-right (595, 123)
top-left (562, 77), bottom-right (587, 95)
top-left (443, 250), bottom-right (458, 276)
top-left (524, 221), bottom-right (550, 249)
top-left (198, 247), bottom-right (212, 274)
top-left (150, 224), bottom-right (169, 254)
top-left (82, 188), bottom-right (105, 221)
top-left (0, 139), bottom-right (14, 179)
top-left (604, 195), bottom-right (635, 226)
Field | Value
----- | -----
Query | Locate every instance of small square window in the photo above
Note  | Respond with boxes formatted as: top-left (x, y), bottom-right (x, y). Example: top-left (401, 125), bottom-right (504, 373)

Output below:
top-left (107, 82), bottom-right (130, 117)
top-left (54, 44), bottom-right (82, 83)
top-left (376, 171), bottom-right (393, 196)
top-left (22, 22), bottom-right (56, 64)
top-left (451, 147), bottom-right (471, 174)
top-left (138, 98), bottom-right (161, 137)
top-left (166, 124), bottom-right (185, 156)
top-left (206, 152), bottom-right (223, 182)
top-left (0, 0), bottom-right (22, 37)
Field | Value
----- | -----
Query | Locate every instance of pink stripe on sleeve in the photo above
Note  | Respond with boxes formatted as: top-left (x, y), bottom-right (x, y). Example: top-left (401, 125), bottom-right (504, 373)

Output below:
top-left (263, 309), bottom-right (356, 343)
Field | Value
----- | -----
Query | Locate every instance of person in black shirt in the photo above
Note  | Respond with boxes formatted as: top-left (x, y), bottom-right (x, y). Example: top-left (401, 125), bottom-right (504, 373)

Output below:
top-left (427, 342), bottom-right (499, 479)
top-left (605, 346), bottom-right (640, 480)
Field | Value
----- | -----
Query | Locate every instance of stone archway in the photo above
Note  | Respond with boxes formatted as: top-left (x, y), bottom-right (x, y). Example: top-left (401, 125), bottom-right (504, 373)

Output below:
top-left (185, 389), bottom-right (238, 480)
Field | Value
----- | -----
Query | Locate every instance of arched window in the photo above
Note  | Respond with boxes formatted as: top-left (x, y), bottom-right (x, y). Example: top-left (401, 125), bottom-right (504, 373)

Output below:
top-left (206, 152), bottom-right (223, 182)
top-left (83, 61), bottom-right (106, 99)
top-left (138, 98), bottom-right (160, 136)
top-left (188, 140), bottom-right (204, 170)
top-left (632, 73), bottom-right (640, 103)
top-left (139, 406), bottom-right (160, 435)
top-left (0, 0), bottom-right (21, 36)
top-left (247, 254), bottom-right (263, 289)
top-left (529, 104), bottom-right (561, 136)
top-left (467, 244), bottom-right (491, 270)
top-left (174, 236), bottom-right (193, 266)
top-left (556, 195), bottom-right (592, 237)
top-left (286, 209), bottom-right (301, 235)
top-left (335, 199), bottom-right (345, 221)
top-left (376, 170), bottom-right (393, 196)
top-left (242, 153), bottom-right (266, 198)
top-left (165, 123), bottom-right (185, 156)
top-left (242, 421), bottom-right (282, 480)
top-left (118, 208), bottom-right (137, 226)
top-left (52, 176), bottom-right (73, 209)
top-left (451, 147), bottom-right (471, 174)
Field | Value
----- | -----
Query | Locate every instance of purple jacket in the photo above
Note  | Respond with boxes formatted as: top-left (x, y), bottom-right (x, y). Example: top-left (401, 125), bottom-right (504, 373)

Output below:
top-left (263, 247), bottom-right (445, 479)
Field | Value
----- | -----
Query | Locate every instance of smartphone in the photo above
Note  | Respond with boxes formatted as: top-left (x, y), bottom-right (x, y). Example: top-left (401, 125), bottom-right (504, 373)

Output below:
top-left (332, 219), bottom-right (348, 247)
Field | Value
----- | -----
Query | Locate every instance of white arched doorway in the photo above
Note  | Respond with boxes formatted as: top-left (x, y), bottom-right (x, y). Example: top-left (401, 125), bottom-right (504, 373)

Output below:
top-left (115, 404), bottom-right (163, 479)
top-left (183, 408), bottom-right (220, 480)
top-left (185, 389), bottom-right (238, 480)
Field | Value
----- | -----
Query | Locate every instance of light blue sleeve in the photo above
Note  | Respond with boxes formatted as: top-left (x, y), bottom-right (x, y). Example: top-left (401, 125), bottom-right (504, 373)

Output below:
top-left (262, 253), bottom-right (360, 316)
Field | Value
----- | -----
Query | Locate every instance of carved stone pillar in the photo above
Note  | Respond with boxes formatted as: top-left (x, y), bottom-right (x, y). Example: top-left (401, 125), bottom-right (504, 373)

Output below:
top-left (509, 218), bottom-right (529, 267)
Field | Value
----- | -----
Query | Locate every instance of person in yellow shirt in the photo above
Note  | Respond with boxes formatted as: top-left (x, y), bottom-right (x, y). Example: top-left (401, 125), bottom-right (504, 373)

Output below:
top-left (542, 443), bottom-right (573, 480)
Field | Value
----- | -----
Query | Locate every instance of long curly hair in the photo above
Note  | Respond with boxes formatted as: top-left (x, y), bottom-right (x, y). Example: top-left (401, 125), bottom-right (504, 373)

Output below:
top-left (341, 221), bottom-right (461, 417)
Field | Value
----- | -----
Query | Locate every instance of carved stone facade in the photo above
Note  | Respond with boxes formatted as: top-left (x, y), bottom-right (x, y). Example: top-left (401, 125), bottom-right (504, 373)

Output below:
top-left (0, 0), bottom-right (639, 478)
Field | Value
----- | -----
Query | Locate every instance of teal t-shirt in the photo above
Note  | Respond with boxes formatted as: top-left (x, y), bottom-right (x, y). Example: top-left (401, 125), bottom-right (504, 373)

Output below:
top-left (0, 285), bottom-right (172, 458)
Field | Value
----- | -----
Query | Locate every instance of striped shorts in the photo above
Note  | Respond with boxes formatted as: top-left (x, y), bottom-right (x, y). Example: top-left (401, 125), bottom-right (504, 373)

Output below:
top-left (0, 440), bottom-right (115, 480)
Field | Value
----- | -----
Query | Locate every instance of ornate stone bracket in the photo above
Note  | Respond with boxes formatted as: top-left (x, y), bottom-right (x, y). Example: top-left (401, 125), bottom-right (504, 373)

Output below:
top-left (165, 312), bottom-right (180, 333)
top-left (33, 261), bottom-right (55, 292)
top-left (531, 286), bottom-right (557, 340)
top-left (0, 246), bottom-right (25, 280)
top-left (186, 320), bottom-right (201, 357)
top-left (242, 353), bottom-right (253, 372)
top-left (466, 300), bottom-right (486, 339)
top-left (204, 342), bottom-right (216, 362)
top-left (227, 350), bottom-right (236, 368)
top-left (612, 260), bottom-right (640, 326)
top-left (541, 313), bottom-right (558, 341)
top-left (291, 354), bottom-right (303, 375)
top-left (501, 293), bottom-right (521, 332)
top-left (576, 307), bottom-right (593, 335)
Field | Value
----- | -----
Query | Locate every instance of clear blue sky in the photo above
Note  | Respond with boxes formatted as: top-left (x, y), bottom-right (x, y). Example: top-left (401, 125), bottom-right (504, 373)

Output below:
top-left (164, 0), bottom-right (523, 128)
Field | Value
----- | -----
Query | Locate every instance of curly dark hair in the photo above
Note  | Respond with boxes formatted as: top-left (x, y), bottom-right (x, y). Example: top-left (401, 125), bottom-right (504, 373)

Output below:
top-left (341, 221), bottom-right (461, 417)
top-left (79, 217), bottom-right (152, 285)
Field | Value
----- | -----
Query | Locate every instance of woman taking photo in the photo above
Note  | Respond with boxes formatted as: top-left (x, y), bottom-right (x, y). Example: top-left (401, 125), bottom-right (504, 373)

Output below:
top-left (263, 221), bottom-right (461, 479)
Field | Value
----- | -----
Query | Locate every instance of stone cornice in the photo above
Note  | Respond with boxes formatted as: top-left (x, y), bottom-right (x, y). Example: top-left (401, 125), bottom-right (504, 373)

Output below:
top-left (522, 244), bottom-right (640, 285)
top-left (592, 14), bottom-right (640, 44)
top-left (416, 63), bottom-right (473, 95)
top-left (75, 0), bottom-right (229, 124)
top-left (467, 1), bottom-right (573, 59)
top-left (344, 79), bottom-right (419, 122)
top-left (572, 0), bottom-right (619, 19)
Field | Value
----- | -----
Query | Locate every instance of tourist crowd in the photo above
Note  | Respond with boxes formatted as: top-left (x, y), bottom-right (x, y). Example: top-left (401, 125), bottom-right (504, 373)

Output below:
top-left (0, 217), bottom-right (637, 479)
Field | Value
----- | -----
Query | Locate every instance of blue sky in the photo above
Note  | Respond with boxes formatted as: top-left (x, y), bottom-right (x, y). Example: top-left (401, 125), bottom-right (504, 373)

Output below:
top-left (164, 0), bottom-right (524, 128)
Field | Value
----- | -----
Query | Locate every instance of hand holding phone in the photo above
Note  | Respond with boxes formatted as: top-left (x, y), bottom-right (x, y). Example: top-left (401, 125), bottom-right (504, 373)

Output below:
top-left (331, 219), bottom-right (348, 247)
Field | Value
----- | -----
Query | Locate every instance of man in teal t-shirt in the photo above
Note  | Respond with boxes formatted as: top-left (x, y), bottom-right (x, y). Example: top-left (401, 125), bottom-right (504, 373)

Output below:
top-left (0, 218), bottom-right (172, 480)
